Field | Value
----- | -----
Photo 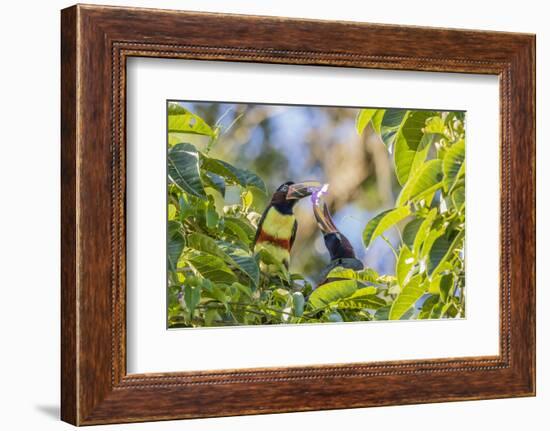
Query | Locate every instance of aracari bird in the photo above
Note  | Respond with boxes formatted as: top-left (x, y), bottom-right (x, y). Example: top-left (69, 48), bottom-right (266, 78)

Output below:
top-left (312, 185), bottom-right (364, 281)
top-left (253, 181), bottom-right (320, 270)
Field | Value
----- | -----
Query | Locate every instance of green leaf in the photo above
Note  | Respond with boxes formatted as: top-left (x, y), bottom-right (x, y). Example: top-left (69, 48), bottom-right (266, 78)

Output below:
top-left (308, 280), bottom-right (358, 310)
top-left (219, 242), bottom-right (260, 288)
top-left (389, 276), bottom-right (425, 320)
top-left (374, 305), bottom-right (390, 321)
top-left (188, 254), bottom-right (237, 284)
top-left (187, 232), bottom-right (226, 258)
top-left (379, 109), bottom-right (408, 149)
top-left (325, 267), bottom-right (379, 283)
top-left (187, 233), bottom-right (259, 287)
top-left (167, 223), bottom-right (185, 272)
top-left (202, 157), bottom-right (267, 194)
top-left (183, 284), bottom-right (201, 315)
top-left (396, 245), bottom-right (414, 287)
top-left (168, 143), bottom-right (207, 199)
top-left (439, 273), bottom-right (454, 302)
top-left (203, 172), bottom-right (226, 196)
top-left (371, 109), bottom-right (385, 135)
top-left (167, 102), bottom-right (187, 116)
top-left (350, 286), bottom-right (378, 297)
top-left (224, 217), bottom-right (256, 241)
top-left (232, 282), bottom-right (253, 299)
top-left (413, 209), bottom-right (437, 255)
top-left (363, 207), bottom-right (411, 248)
top-left (339, 287), bottom-right (385, 310)
top-left (451, 184), bottom-right (466, 211)
top-left (428, 230), bottom-right (464, 276)
top-left (338, 295), bottom-right (386, 310)
top-left (393, 111), bottom-right (435, 185)
top-left (168, 110), bottom-right (214, 137)
top-left (419, 294), bottom-right (439, 319)
top-left (402, 218), bottom-right (423, 249)
top-left (356, 109), bottom-right (377, 135)
top-left (205, 202), bottom-right (219, 229)
top-left (396, 159), bottom-right (443, 206)
top-left (442, 139), bottom-right (465, 192)
top-left (224, 219), bottom-right (251, 245)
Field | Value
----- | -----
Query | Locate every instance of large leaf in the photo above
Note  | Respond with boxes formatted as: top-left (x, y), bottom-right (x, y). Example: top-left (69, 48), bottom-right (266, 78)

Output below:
top-left (167, 102), bottom-right (187, 116)
top-left (371, 109), bottom-right (385, 135)
top-left (363, 207), bottom-right (411, 248)
top-left (187, 233), bottom-right (259, 287)
top-left (168, 110), bottom-right (215, 137)
top-left (356, 109), bottom-right (377, 135)
top-left (224, 216), bottom-right (256, 241)
top-left (167, 221), bottom-right (185, 272)
top-left (442, 139), bottom-right (465, 192)
top-left (428, 229), bottom-right (464, 276)
top-left (203, 172), bottom-right (226, 196)
top-left (338, 295), bottom-right (386, 310)
top-left (396, 245), bottom-right (414, 287)
top-left (202, 157), bottom-right (267, 194)
top-left (402, 218), bottom-right (423, 249)
top-left (379, 109), bottom-right (408, 149)
top-left (308, 280), bottom-right (358, 310)
top-left (451, 184), bottom-right (466, 211)
top-left (183, 285), bottom-right (201, 316)
top-left (187, 254), bottom-right (237, 284)
top-left (187, 232), bottom-right (226, 258)
top-left (220, 243), bottom-right (260, 288)
top-left (396, 159), bottom-right (443, 206)
top-left (168, 143), bottom-right (207, 199)
top-left (393, 111), bottom-right (435, 185)
top-left (413, 209), bottom-right (438, 255)
top-left (326, 267), bottom-right (379, 284)
top-left (389, 276), bottom-right (425, 320)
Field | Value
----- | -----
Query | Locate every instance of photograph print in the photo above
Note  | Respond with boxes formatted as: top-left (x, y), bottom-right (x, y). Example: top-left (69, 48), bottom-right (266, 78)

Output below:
top-left (166, 100), bottom-right (466, 328)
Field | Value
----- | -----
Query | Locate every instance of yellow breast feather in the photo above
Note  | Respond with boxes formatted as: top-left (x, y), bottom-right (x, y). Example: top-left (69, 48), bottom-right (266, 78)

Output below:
top-left (261, 208), bottom-right (296, 239)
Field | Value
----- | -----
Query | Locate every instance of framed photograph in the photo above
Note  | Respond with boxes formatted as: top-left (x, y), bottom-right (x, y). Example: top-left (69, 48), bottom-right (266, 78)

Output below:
top-left (61, 4), bottom-right (536, 425)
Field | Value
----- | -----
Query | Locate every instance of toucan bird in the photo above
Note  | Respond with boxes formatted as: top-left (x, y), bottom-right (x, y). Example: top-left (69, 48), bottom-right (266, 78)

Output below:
top-left (312, 186), bottom-right (364, 281)
top-left (253, 181), bottom-right (320, 270)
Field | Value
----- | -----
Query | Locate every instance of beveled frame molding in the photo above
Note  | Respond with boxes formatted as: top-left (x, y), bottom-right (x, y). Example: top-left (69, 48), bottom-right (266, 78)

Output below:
top-left (61, 4), bottom-right (535, 425)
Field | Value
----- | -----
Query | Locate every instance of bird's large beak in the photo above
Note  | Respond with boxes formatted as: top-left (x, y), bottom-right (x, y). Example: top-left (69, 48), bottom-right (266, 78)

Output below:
top-left (311, 184), bottom-right (338, 234)
top-left (286, 181), bottom-right (322, 200)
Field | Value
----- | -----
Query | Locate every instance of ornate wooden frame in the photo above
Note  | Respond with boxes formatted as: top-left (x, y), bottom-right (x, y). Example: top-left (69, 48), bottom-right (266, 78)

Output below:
top-left (61, 4), bottom-right (536, 425)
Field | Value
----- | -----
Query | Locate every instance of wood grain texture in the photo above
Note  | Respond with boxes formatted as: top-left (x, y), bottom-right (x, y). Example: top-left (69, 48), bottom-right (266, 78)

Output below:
top-left (60, 4), bottom-right (536, 425)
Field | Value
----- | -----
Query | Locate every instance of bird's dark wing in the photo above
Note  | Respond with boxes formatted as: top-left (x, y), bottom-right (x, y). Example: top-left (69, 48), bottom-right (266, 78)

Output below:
top-left (253, 205), bottom-right (271, 248)
top-left (290, 219), bottom-right (298, 250)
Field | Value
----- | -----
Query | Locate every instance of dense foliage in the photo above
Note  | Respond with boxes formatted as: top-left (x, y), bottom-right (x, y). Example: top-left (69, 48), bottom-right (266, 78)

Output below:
top-left (167, 103), bottom-right (465, 328)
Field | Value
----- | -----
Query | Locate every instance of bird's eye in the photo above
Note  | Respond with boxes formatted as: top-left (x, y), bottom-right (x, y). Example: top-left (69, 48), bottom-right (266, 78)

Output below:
top-left (282, 185), bottom-right (288, 192)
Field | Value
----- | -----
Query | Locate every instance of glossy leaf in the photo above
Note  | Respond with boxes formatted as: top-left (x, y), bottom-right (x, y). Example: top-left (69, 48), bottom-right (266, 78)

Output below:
top-left (187, 254), bottom-right (237, 284)
top-left (396, 159), bottom-right (443, 206)
top-left (308, 280), bottom-right (357, 310)
top-left (379, 109), bottom-right (408, 149)
top-left (356, 108), bottom-right (377, 135)
top-left (442, 139), bottom-right (465, 192)
top-left (393, 111), bottom-right (435, 185)
top-left (363, 207), bottom-right (411, 248)
top-left (396, 245), bottom-right (414, 287)
top-left (168, 143), bottom-right (207, 199)
top-left (202, 157), bottom-right (267, 194)
top-left (402, 218), bottom-right (422, 250)
top-left (428, 230), bottom-right (464, 276)
top-left (389, 276), bottom-right (425, 320)
top-left (168, 110), bottom-right (215, 137)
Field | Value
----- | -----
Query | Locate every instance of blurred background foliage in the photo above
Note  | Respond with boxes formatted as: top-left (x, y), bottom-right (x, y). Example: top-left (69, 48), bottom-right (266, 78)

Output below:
top-left (167, 101), bottom-right (465, 328)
